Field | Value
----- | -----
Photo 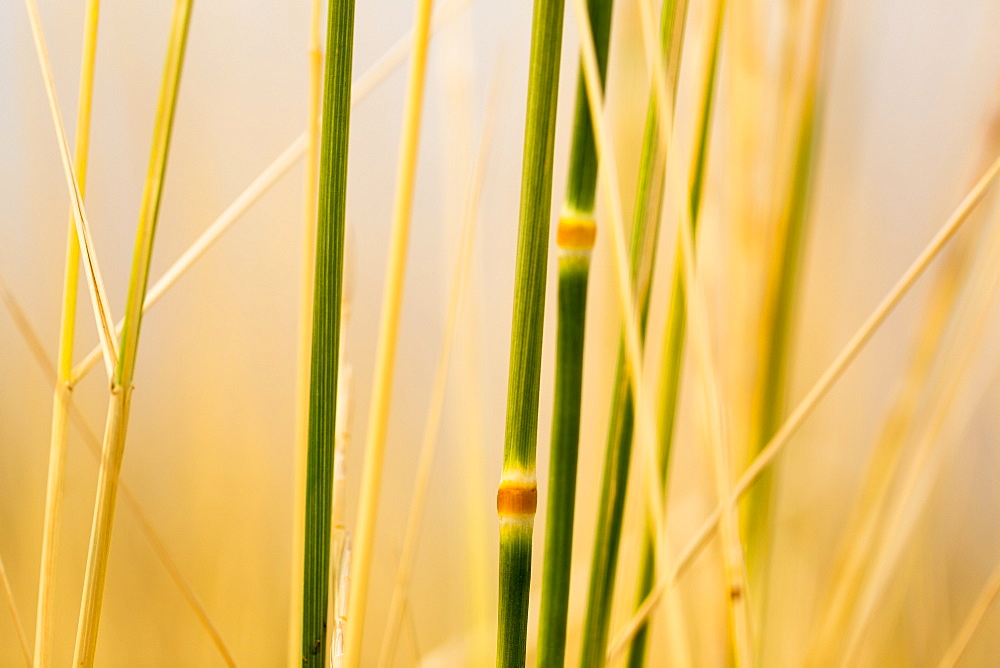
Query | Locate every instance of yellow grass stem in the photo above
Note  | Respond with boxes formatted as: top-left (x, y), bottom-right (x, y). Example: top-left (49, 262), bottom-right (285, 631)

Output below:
top-left (70, 0), bottom-right (477, 386)
top-left (377, 65), bottom-right (501, 668)
top-left (609, 150), bottom-right (1000, 657)
top-left (572, 0), bottom-right (742, 663)
top-left (1, 552), bottom-right (31, 666)
top-left (0, 274), bottom-right (236, 665)
top-left (22, 0), bottom-right (117, 378)
top-left (69, 134), bottom-right (303, 382)
top-left (73, 2), bottom-right (194, 663)
top-left (937, 558), bottom-right (1000, 667)
top-left (33, 4), bottom-right (99, 662)
top-left (343, 0), bottom-right (436, 659)
top-left (642, 0), bottom-right (754, 659)
top-left (570, 0), bottom-right (665, 580)
top-left (288, 1), bottom-right (326, 663)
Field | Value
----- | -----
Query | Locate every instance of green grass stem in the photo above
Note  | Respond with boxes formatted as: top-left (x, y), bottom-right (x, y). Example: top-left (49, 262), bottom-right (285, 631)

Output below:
top-left (536, 0), bottom-right (614, 662)
top-left (576, 0), bottom-right (702, 663)
top-left (619, 3), bottom-right (691, 662)
top-left (538, 250), bottom-right (592, 667)
top-left (73, 1), bottom-right (193, 664)
top-left (742, 0), bottom-right (831, 609)
top-left (300, 0), bottom-right (356, 663)
top-left (496, 0), bottom-right (567, 662)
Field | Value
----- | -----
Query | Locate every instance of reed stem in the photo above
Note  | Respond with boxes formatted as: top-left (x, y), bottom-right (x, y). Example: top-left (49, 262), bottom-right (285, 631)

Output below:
top-left (496, 0), bottom-right (567, 662)
top-left (34, 2), bottom-right (99, 665)
top-left (22, 0), bottom-right (116, 377)
top-left (288, 0), bottom-right (325, 663)
top-left (619, 2), bottom-right (690, 663)
top-left (299, 0), bottom-right (356, 663)
top-left (536, 0), bottom-right (614, 662)
top-left (72, 3), bottom-right (193, 664)
top-left (537, 225), bottom-right (593, 667)
top-left (343, 0), bottom-right (437, 658)
top-left (580, 0), bottom-right (720, 661)
top-left (743, 0), bottom-right (831, 602)
top-left (0, 275), bottom-right (234, 664)
top-left (609, 151), bottom-right (1000, 657)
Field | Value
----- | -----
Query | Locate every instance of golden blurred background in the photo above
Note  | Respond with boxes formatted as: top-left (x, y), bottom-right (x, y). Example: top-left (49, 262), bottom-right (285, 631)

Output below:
top-left (2, 0), bottom-right (1000, 665)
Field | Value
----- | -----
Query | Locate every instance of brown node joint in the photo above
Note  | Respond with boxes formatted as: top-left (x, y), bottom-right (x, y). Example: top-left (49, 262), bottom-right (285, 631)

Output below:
top-left (557, 216), bottom-right (596, 250)
top-left (497, 482), bottom-right (537, 516)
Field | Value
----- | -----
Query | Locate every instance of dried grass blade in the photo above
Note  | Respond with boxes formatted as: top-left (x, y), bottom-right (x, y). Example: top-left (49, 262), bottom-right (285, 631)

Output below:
top-left (22, 0), bottom-right (117, 377)
top-left (609, 150), bottom-right (1000, 656)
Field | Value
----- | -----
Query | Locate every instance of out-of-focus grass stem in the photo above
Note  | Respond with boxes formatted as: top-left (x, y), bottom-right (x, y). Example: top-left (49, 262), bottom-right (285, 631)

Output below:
top-left (343, 0), bottom-right (435, 658)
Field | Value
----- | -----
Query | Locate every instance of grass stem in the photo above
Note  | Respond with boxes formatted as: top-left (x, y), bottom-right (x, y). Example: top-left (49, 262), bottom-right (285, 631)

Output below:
top-left (22, 0), bottom-right (117, 378)
top-left (621, 1), bottom-right (691, 663)
top-left (0, 275), bottom-right (235, 665)
top-left (495, 0), bottom-right (567, 661)
top-left (288, 0), bottom-right (325, 663)
top-left (378, 64), bottom-right (501, 668)
top-left (299, 0), bottom-right (356, 663)
top-left (536, 0), bottom-right (614, 661)
top-left (742, 0), bottom-right (832, 594)
top-left (342, 0), bottom-right (437, 659)
top-left (33, 2), bottom-right (100, 665)
top-left (609, 150), bottom-right (1000, 657)
top-left (72, 1), bottom-right (194, 663)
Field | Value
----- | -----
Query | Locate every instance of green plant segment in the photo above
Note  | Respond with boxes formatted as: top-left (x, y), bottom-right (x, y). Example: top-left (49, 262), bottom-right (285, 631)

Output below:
top-left (536, 0), bottom-right (614, 663)
top-left (72, 1), bottom-right (194, 664)
top-left (300, 0), bottom-right (356, 663)
top-left (576, 0), bottom-right (696, 663)
top-left (743, 0), bottom-right (830, 591)
top-left (33, 1), bottom-right (100, 664)
top-left (621, 0), bottom-right (691, 661)
top-left (537, 226), bottom-right (594, 667)
top-left (496, 0), bottom-right (566, 662)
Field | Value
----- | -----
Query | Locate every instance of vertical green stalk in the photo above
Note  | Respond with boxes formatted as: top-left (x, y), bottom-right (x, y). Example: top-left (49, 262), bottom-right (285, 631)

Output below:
top-left (577, 0), bottom-right (696, 664)
top-left (496, 0), bottom-right (566, 663)
top-left (537, 246), bottom-right (590, 668)
top-left (536, 0), bottom-right (614, 663)
top-left (742, 88), bottom-right (820, 579)
top-left (73, 1), bottom-right (193, 664)
top-left (620, 3), bottom-right (693, 663)
top-left (34, 2), bottom-right (99, 665)
top-left (300, 0), bottom-right (355, 664)
top-left (742, 0), bottom-right (830, 602)
top-left (288, 0), bottom-right (324, 663)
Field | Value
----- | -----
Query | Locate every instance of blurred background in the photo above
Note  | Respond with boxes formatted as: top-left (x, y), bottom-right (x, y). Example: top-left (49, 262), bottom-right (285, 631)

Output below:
top-left (2, 0), bottom-right (1000, 665)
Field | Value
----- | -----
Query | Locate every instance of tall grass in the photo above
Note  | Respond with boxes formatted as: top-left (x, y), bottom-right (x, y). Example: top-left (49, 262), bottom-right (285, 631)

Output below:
top-left (299, 0), bottom-right (355, 663)
top-left (5, 0), bottom-right (1000, 665)
top-left (32, 1), bottom-right (99, 664)
top-left (495, 0), bottom-right (566, 662)
top-left (536, 0), bottom-right (613, 662)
